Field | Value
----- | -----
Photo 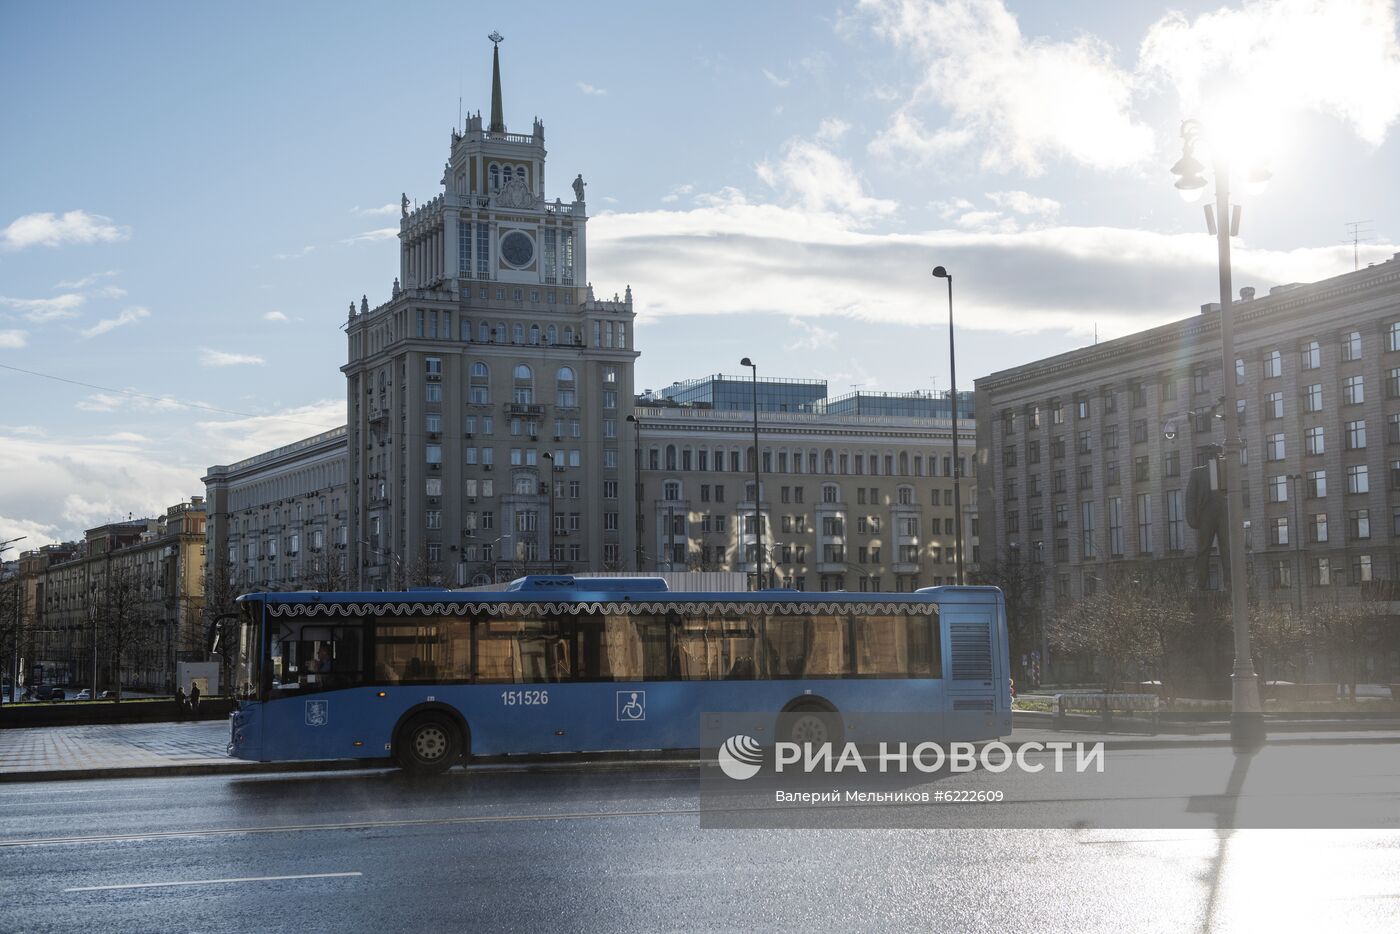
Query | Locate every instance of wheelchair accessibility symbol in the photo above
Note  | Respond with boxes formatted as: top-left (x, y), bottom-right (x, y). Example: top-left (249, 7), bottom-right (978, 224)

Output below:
top-left (305, 699), bottom-right (329, 727)
top-left (616, 691), bottom-right (646, 721)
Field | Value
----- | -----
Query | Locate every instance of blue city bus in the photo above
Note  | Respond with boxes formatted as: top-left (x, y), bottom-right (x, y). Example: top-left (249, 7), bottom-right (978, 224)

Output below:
top-left (227, 576), bottom-right (1010, 774)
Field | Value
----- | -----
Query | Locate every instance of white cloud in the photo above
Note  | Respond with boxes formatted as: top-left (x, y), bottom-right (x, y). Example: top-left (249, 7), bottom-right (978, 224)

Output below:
top-left (815, 118), bottom-right (851, 143)
top-left (196, 400), bottom-right (346, 465)
top-left (761, 68), bottom-right (791, 88)
top-left (861, 0), bottom-right (1153, 175)
top-left (577, 82), bottom-right (607, 96)
top-left (0, 330), bottom-right (27, 349)
top-left (0, 514), bottom-right (61, 551)
top-left (756, 132), bottom-right (897, 223)
top-left (263, 310), bottom-right (290, 322)
top-left (1139, 0), bottom-right (1400, 148)
top-left (199, 348), bottom-right (266, 367)
top-left (80, 305), bottom-right (149, 338)
top-left (341, 228), bottom-right (398, 244)
top-left (55, 270), bottom-right (119, 289)
top-left (784, 316), bottom-right (838, 352)
top-left (587, 181), bottom-right (1398, 342)
top-left (95, 285), bottom-right (127, 299)
top-left (660, 184), bottom-right (695, 204)
top-left (75, 391), bottom-right (182, 413)
top-left (1, 210), bottom-right (130, 250)
top-left (0, 292), bottom-right (85, 322)
top-left (273, 245), bottom-right (316, 261)
top-left (350, 203), bottom-right (399, 217)
top-left (99, 432), bottom-right (150, 443)
top-left (861, 0), bottom-right (1400, 177)
top-left (987, 190), bottom-right (1060, 216)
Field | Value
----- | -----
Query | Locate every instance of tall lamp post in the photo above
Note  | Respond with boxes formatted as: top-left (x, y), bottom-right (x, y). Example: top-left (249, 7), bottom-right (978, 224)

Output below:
top-left (542, 451), bottom-right (557, 573)
top-left (626, 414), bottom-right (645, 571)
top-left (1171, 118), bottom-right (1267, 753)
top-left (932, 267), bottom-right (964, 585)
top-left (740, 357), bottom-right (764, 591)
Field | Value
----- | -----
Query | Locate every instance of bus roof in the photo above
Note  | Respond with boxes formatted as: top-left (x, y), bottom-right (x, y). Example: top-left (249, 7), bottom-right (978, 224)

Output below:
top-left (234, 575), bottom-right (1003, 608)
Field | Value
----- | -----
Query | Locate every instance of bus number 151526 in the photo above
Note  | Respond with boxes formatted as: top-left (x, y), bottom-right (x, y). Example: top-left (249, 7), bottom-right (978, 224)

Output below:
top-left (501, 689), bottom-right (549, 706)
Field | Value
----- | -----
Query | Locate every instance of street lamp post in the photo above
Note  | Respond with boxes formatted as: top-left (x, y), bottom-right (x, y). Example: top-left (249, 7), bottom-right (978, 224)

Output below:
top-left (626, 414), bottom-right (645, 571)
top-left (739, 357), bottom-right (763, 591)
top-left (1289, 473), bottom-right (1303, 617)
top-left (542, 452), bottom-right (557, 573)
top-left (932, 267), bottom-right (964, 585)
top-left (1171, 118), bottom-right (1266, 753)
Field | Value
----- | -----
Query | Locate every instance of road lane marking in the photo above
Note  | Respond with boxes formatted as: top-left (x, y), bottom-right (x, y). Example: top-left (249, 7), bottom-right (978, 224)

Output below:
top-left (65, 871), bottom-right (363, 892)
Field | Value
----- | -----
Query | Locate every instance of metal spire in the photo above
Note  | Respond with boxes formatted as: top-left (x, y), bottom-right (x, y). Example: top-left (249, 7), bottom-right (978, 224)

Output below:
top-left (488, 32), bottom-right (505, 134)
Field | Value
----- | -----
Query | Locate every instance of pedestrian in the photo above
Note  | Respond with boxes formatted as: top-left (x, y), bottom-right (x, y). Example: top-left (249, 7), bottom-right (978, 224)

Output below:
top-left (189, 682), bottom-right (201, 716)
top-left (174, 685), bottom-right (186, 720)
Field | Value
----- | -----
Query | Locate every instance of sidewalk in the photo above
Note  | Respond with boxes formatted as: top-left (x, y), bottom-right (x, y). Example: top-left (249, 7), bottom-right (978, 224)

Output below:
top-left (2, 719), bottom-right (1397, 783)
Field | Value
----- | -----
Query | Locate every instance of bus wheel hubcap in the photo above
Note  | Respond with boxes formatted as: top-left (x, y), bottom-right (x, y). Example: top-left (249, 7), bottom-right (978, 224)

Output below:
top-left (415, 726), bottom-right (447, 760)
top-left (792, 715), bottom-right (827, 744)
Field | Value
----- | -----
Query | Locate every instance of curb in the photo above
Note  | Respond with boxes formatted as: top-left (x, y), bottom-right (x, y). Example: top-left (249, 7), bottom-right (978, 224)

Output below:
top-left (3, 732), bottom-right (1396, 783)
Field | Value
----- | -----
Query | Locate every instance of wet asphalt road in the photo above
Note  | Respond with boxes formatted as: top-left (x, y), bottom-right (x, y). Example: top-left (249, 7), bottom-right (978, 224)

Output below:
top-left (3, 745), bottom-right (1400, 933)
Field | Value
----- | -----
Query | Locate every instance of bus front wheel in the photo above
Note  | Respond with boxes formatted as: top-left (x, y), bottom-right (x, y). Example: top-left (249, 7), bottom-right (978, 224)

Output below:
top-left (395, 714), bottom-right (462, 775)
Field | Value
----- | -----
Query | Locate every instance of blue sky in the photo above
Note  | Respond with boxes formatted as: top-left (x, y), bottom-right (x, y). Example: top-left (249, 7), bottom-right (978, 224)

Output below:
top-left (3, 0), bottom-right (1399, 545)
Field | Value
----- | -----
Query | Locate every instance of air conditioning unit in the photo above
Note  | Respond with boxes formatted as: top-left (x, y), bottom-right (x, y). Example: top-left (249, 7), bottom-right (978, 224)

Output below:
top-left (428, 432), bottom-right (440, 440)
top-left (429, 464), bottom-right (441, 471)
top-left (467, 497), bottom-right (477, 504)
top-left (484, 464), bottom-right (493, 471)
top-left (465, 433), bottom-right (474, 439)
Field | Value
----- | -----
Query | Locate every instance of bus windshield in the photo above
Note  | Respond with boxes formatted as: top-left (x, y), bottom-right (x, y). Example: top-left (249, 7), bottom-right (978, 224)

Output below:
top-left (233, 601), bottom-right (262, 700)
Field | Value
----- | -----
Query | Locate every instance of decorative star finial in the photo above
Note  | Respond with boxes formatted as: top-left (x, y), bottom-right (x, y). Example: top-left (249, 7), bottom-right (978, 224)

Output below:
top-left (488, 30), bottom-right (503, 46)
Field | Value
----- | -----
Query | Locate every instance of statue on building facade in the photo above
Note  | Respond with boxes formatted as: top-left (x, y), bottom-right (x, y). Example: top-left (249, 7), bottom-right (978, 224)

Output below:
top-left (401, 192), bottom-right (409, 217)
top-left (1185, 444), bottom-right (1230, 590)
top-left (572, 173), bottom-right (586, 202)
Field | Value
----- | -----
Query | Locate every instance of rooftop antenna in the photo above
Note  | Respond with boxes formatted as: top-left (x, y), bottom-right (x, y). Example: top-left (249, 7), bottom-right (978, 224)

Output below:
top-left (1344, 220), bottom-right (1374, 271)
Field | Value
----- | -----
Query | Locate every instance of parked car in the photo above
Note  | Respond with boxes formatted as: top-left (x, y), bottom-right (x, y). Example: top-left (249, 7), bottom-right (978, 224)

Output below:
top-left (33, 684), bottom-right (65, 701)
top-left (74, 689), bottom-right (92, 700)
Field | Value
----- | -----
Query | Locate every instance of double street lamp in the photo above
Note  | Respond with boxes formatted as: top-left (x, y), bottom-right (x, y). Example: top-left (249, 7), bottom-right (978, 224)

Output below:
top-left (542, 451), bottom-right (557, 573)
top-left (1170, 117), bottom-right (1268, 753)
top-left (932, 267), bottom-right (965, 585)
top-left (740, 357), bottom-right (764, 591)
top-left (625, 414), bottom-right (645, 571)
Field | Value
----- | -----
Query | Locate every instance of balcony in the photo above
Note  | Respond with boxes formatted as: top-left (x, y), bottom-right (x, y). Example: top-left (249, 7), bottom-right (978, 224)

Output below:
top-left (505, 403), bottom-right (545, 416)
top-left (893, 562), bottom-right (920, 574)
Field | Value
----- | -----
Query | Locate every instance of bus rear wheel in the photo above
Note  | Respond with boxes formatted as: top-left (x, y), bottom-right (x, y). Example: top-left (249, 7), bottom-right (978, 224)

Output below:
top-left (780, 704), bottom-right (842, 746)
top-left (395, 714), bottom-right (462, 775)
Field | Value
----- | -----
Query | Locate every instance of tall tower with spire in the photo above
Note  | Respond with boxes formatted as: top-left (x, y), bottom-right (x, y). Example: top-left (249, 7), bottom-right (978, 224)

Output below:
top-left (342, 34), bottom-right (638, 589)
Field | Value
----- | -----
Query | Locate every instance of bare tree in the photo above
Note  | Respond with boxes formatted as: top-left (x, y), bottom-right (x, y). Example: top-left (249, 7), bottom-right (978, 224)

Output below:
top-left (0, 573), bottom-right (21, 703)
top-left (1051, 573), bottom-right (1192, 693)
top-left (1248, 602), bottom-right (1310, 690)
top-left (95, 567), bottom-right (162, 701)
top-left (1308, 594), bottom-right (1384, 700)
top-left (971, 557), bottom-right (1043, 685)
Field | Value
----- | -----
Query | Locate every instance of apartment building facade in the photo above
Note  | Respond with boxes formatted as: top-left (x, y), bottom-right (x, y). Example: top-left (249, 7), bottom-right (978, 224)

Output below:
top-left (975, 255), bottom-right (1400, 680)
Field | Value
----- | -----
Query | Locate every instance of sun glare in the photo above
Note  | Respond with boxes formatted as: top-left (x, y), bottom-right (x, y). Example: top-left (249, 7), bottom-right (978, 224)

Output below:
top-left (1195, 85), bottom-right (1291, 182)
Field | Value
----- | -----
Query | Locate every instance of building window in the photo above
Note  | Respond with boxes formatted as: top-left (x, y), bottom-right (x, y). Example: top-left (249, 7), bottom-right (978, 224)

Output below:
top-left (1314, 557), bottom-right (1332, 586)
top-left (1163, 450), bottom-right (1180, 477)
top-left (1306, 426), bottom-right (1324, 455)
top-left (1352, 554), bottom-right (1373, 583)
top-left (1342, 330), bottom-right (1362, 362)
top-left (1344, 375), bottom-right (1365, 406)
top-left (1266, 433), bottom-right (1285, 461)
top-left (1270, 516), bottom-right (1289, 546)
top-left (1307, 469), bottom-right (1327, 499)
top-left (1263, 350), bottom-right (1282, 379)
top-left (1077, 430), bottom-right (1091, 454)
top-left (1078, 466), bottom-right (1093, 490)
top-left (1347, 464), bottom-right (1369, 494)
top-left (1166, 489), bottom-right (1184, 552)
top-left (1303, 383), bottom-right (1322, 413)
top-left (1310, 512), bottom-right (1328, 543)
top-left (1136, 493), bottom-right (1152, 555)
top-left (1268, 475), bottom-right (1288, 503)
top-left (1103, 426), bottom-right (1118, 450)
top-left (1390, 321), bottom-right (1400, 353)
top-left (1301, 340), bottom-right (1321, 370)
top-left (1265, 391), bottom-right (1283, 420)
top-left (1346, 420), bottom-right (1367, 450)
top-left (1349, 508), bottom-right (1370, 540)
